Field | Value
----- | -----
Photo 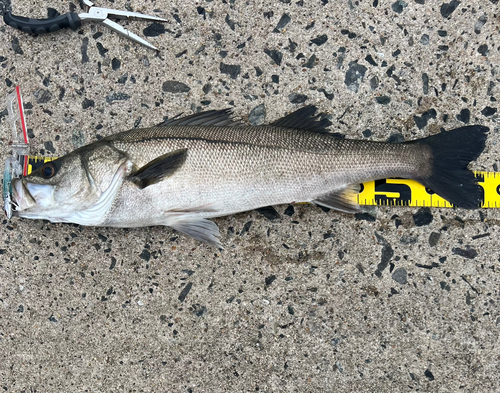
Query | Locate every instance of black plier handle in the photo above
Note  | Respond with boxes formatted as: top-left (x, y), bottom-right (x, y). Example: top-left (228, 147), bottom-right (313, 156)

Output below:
top-left (3, 12), bottom-right (82, 35)
top-left (2, 0), bottom-right (167, 50)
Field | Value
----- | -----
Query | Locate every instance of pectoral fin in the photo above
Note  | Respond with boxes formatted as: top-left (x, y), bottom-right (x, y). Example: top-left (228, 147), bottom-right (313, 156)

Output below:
top-left (129, 149), bottom-right (187, 189)
top-left (313, 185), bottom-right (361, 214)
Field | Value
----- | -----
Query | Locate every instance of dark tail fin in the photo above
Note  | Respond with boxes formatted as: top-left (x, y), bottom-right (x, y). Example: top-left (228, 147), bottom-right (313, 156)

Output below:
top-left (414, 126), bottom-right (488, 209)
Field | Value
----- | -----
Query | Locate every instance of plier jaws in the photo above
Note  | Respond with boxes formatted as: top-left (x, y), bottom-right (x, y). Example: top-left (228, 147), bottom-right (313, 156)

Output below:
top-left (80, 0), bottom-right (166, 23)
top-left (3, 0), bottom-right (167, 50)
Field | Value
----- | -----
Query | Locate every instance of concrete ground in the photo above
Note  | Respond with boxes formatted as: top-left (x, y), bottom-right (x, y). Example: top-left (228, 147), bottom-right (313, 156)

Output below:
top-left (1, 0), bottom-right (499, 391)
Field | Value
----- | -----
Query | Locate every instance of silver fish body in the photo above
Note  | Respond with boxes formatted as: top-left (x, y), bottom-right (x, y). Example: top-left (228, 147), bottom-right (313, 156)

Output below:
top-left (11, 107), bottom-right (488, 247)
top-left (103, 126), bottom-right (426, 222)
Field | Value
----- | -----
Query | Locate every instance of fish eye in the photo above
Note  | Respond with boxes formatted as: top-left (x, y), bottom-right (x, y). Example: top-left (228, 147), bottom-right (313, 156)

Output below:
top-left (40, 162), bottom-right (56, 179)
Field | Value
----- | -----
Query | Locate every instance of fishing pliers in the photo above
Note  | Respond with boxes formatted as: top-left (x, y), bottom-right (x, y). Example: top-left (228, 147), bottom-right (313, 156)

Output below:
top-left (3, 0), bottom-right (167, 50)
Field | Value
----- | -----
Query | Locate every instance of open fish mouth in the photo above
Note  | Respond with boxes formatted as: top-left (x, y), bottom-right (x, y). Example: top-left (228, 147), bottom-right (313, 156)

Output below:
top-left (11, 179), bottom-right (53, 212)
top-left (11, 179), bottom-right (32, 211)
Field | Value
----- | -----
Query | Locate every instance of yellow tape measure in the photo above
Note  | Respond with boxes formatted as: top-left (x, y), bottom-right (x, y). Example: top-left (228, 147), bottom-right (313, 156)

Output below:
top-left (358, 172), bottom-right (500, 209)
top-left (22, 155), bottom-right (55, 177)
top-left (22, 156), bottom-right (500, 209)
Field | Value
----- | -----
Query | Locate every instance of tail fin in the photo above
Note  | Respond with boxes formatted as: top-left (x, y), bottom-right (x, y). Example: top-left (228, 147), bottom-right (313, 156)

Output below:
top-left (413, 126), bottom-right (488, 209)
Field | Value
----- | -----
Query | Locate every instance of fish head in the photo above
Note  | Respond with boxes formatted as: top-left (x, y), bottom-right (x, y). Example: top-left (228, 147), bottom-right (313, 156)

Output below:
top-left (11, 143), bottom-right (130, 223)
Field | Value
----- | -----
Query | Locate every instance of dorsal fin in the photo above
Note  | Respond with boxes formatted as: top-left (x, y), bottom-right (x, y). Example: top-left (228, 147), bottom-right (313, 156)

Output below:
top-left (271, 105), bottom-right (335, 135)
top-left (157, 109), bottom-right (243, 127)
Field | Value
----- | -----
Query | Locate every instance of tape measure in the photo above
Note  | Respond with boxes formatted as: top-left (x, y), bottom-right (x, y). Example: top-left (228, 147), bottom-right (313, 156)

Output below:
top-left (20, 155), bottom-right (499, 209)
top-left (19, 155), bottom-right (55, 177)
top-left (358, 172), bottom-right (500, 209)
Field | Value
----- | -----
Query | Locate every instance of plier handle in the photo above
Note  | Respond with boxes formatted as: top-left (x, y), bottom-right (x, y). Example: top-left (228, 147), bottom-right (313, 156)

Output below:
top-left (3, 0), bottom-right (167, 50)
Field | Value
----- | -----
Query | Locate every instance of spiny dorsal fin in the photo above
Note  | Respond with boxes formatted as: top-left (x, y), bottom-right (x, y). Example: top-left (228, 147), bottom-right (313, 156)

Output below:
top-left (272, 105), bottom-right (337, 135)
top-left (157, 109), bottom-right (243, 127)
top-left (313, 184), bottom-right (361, 214)
top-left (129, 149), bottom-right (187, 189)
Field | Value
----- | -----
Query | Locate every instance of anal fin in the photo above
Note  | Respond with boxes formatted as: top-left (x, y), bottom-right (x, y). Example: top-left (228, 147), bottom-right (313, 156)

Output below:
top-left (313, 184), bottom-right (361, 214)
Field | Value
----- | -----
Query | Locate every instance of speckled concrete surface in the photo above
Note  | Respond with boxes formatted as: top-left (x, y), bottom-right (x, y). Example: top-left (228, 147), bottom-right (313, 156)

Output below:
top-left (1, 0), bottom-right (499, 391)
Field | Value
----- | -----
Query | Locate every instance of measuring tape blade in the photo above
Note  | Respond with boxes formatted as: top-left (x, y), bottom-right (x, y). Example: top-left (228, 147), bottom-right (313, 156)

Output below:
top-left (358, 171), bottom-right (500, 209)
top-left (21, 155), bottom-right (56, 176)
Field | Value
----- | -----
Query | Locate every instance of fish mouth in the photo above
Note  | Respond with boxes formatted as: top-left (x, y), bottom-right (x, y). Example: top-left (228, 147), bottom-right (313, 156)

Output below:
top-left (11, 178), bottom-right (35, 211)
top-left (11, 179), bottom-right (54, 212)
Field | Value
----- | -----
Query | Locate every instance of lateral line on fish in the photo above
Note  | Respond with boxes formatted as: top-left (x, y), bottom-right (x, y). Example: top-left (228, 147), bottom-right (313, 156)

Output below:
top-left (19, 154), bottom-right (500, 209)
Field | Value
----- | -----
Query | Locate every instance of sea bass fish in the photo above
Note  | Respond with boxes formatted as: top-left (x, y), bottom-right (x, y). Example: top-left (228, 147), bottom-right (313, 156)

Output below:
top-left (11, 106), bottom-right (487, 247)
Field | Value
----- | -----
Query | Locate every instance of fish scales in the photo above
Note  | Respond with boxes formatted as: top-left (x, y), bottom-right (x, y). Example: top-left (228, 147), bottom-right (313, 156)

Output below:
top-left (102, 125), bottom-right (426, 224)
top-left (107, 125), bottom-right (426, 184)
